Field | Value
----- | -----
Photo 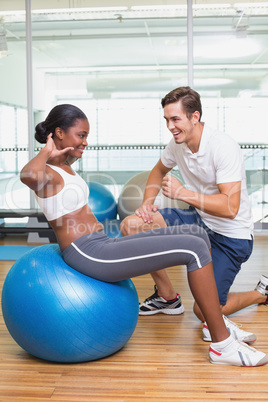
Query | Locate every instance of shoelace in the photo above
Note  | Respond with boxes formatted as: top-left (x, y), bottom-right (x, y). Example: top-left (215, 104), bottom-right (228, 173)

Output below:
top-left (234, 340), bottom-right (257, 354)
top-left (223, 315), bottom-right (244, 330)
top-left (143, 291), bottom-right (159, 303)
top-left (143, 286), bottom-right (159, 303)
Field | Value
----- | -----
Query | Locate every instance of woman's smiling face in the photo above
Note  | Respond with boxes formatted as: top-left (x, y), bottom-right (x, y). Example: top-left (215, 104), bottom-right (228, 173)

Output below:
top-left (60, 118), bottom-right (89, 159)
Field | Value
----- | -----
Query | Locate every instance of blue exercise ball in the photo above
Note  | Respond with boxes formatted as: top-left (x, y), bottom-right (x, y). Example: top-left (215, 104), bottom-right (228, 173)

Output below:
top-left (87, 181), bottom-right (117, 222)
top-left (1, 245), bottom-right (139, 363)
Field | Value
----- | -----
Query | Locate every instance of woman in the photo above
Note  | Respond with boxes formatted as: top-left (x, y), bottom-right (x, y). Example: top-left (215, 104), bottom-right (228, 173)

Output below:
top-left (20, 104), bottom-right (268, 367)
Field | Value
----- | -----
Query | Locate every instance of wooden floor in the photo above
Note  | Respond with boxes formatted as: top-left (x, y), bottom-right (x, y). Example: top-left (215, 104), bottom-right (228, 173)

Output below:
top-left (0, 235), bottom-right (268, 401)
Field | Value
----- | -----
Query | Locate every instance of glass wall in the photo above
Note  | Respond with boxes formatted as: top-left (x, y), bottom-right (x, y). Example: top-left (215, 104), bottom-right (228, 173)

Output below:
top-left (0, 1), bottom-right (28, 210)
top-left (0, 1), bottom-right (267, 224)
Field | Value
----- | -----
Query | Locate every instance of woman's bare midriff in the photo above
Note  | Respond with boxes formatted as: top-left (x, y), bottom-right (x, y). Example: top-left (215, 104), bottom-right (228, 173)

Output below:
top-left (49, 204), bottom-right (104, 251)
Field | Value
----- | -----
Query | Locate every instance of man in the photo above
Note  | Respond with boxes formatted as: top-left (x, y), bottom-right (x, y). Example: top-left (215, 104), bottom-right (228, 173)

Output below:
top-left (120, 86), bottom-right (268, 343)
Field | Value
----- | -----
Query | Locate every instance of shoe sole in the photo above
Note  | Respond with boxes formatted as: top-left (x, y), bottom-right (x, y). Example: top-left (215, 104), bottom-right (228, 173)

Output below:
top-left (209, 357), bottom-right (268, 367)
top-left (139, 306), bottom-right (185, 316)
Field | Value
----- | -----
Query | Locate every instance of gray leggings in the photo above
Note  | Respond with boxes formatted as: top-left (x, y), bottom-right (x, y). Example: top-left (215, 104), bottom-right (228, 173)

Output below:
top-left (62, 225), bottom-right (212, 282)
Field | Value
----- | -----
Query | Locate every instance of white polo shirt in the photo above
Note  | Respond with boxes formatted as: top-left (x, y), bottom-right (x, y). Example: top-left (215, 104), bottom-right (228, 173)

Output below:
top-left (161, 123), bottom-right (253, 239)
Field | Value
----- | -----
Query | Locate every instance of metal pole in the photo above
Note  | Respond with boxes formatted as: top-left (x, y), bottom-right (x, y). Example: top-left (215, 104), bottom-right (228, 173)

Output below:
top-left (25, 0), bottom-right (35, 208)
top-left (187, 0), bottom-right (194, 87)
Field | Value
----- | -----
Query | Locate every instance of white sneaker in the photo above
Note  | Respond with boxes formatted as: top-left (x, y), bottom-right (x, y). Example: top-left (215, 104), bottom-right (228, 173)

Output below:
top-left (203, 315), bottom-right (256, 343)
top-left (255, 275), bottom-right (268, 296)
top-left (209, 339), bottom-right (268, 366)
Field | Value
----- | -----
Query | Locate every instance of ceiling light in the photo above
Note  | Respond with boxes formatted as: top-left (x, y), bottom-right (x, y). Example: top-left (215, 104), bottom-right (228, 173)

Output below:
top-left (194, 78), bottom-right (234, 87)
top-left (193, 3), bottom-right (231, 9)
top-left (0, 10), bottom-right (25, 16)
top-left (31, 7), bottom-right (128, 14)
top-left (197, 37), bottom-right (261, 59)
top-left (131, 5), bottom-right (187, 11)
top-left (234, 2), bottom-right (268, 8)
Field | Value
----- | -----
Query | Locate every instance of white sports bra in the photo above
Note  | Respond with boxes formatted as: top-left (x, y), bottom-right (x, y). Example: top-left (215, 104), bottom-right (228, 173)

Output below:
top-left (35, 164), bottom-right (89, 221)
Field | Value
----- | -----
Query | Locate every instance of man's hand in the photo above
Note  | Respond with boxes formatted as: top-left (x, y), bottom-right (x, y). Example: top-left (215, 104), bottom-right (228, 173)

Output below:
top-left (135, 204), bottom-right (159, 223)
top-left (162, 175), bottom-right (185, 200)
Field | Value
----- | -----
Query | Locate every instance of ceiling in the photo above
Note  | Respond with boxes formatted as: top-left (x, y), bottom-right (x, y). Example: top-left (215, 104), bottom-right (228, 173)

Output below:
top-left (1, 1), bottom-right (268, 101)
